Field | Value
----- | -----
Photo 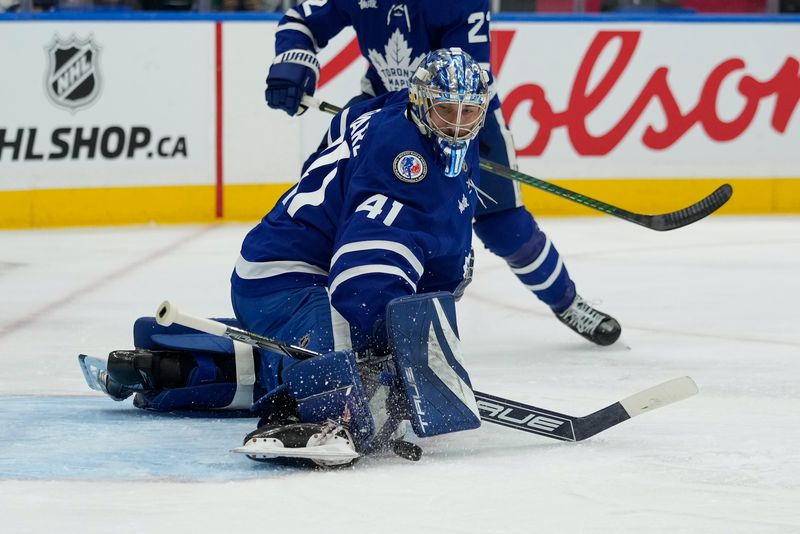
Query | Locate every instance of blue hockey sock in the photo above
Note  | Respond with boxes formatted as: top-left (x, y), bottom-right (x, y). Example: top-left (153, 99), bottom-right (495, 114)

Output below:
top-left (474, 207), bottom-right (576, 312)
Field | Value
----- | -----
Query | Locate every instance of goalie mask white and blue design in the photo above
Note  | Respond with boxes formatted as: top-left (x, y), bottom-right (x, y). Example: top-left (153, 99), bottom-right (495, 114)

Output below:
top-left (410, 47), bottom-right (490, 178)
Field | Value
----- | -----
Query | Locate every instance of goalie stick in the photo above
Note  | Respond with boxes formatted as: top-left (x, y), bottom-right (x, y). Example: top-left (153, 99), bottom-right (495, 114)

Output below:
top-left (475, 377), bottom-right (697, 441)
top-left (155, 301), bottom-right (698, 441)
top-left (155, 300), bottom-right (318, 359)
top-left (301, 95), bottom-right (732, 232)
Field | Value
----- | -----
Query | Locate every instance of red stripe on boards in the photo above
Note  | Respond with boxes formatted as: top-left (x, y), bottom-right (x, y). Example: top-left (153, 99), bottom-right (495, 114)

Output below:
top-left (215, 22), bottom-right (224, 218)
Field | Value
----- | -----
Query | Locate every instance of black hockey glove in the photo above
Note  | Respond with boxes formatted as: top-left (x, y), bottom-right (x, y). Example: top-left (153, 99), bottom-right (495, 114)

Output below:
top-left (265, 50), bottom-right (319, 116)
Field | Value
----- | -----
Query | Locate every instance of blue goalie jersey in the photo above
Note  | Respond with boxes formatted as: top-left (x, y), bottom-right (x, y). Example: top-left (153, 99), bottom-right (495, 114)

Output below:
top-left (232, 91), bottom-right (480, 349)
top-left (275, 0), bottom-right (498, 110)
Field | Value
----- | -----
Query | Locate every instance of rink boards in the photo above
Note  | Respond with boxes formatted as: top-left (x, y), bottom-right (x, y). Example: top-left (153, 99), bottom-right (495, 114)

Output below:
top-left (0, 14), bottom-right (798, 227)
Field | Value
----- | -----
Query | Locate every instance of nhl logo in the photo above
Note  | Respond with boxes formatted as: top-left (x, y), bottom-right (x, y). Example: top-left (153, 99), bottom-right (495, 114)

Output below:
top-left (45, 35), bottom-right (101, 111)
top-left (393, 151), bottom-right (427, 183)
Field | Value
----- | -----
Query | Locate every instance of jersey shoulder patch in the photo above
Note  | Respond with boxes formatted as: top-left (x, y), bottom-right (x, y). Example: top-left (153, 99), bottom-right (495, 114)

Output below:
top-left (393, 151), bottom-right (428, 183)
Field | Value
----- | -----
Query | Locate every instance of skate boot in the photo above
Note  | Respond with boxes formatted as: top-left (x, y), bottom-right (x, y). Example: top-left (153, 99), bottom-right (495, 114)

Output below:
top-left (99, 367), bottom-right (135, 401)
top-left (556, 295), bottom-right (621, 346)
top-left (107, 349), bottom-right (196, 390)
top-left (235, 421), bottom-right (359, 469)
top-left (82, 349), bottom-right (195, 401)
top-left (79, 354), bottom-right (134, 401)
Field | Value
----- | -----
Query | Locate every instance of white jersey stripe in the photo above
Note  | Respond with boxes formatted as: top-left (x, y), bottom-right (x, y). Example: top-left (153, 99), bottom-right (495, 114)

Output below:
top-left (287, 165), bottom-right (338, 217)
top-left (330, 240), bottom-right (424, 277)
top-left (327, 107), bottom-right (350, 147)
top-left (285, 135), bottom-right (349, 208)
top-left (510, 235), bottom-right (552, 275)
top-left (235, 255), bottom-right (328, 280)
top-left (284, 7), bottom-right (303, 19)
top-left (329, 265), bottom-right (417, 296)
top-left (326, 288), bottom-right (353, 351)
top-left (301, 136), bottom-right (349, 178)
top-left (287, 137), bottom-right (351, 217)
top-left (276, 22), bottom-right (320, 52)
top-left (524, 256), bottom-right (564, 291)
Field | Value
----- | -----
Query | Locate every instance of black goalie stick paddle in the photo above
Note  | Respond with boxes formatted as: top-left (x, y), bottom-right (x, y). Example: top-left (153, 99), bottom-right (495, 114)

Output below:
top-left (156, 301), bottom-right (698, 442)
top-left (301, 96), bottom-right (732, 231)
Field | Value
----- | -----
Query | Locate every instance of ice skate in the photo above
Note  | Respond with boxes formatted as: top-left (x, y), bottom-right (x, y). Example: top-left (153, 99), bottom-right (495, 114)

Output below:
top-left (234, 421), bottom-right (359, 469)
top-left (556, 295), bottom-right (621, 346)
top-left (78, 354), bottom-right (134, 401)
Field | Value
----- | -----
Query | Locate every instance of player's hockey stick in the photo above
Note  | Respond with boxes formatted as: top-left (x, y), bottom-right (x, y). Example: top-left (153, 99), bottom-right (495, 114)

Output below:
top-left (155, 300), bottom-right (698, 441)
top-left (301, 95), bottom-right (732, 231)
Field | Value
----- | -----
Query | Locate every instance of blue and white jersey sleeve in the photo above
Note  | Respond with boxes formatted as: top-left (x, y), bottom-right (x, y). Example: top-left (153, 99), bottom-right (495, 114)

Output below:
top-left (328, 192), bottom-right (429, 350)
top-left (275, 0), bottom-right (351, 56)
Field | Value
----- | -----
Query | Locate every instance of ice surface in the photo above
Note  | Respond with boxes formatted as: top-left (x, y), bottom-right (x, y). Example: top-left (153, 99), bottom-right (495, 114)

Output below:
top-left (1, 216), bottom-right (798, 533)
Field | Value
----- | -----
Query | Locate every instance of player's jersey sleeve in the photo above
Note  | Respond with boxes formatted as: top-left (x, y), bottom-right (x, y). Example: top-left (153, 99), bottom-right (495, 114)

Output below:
top-left (328, 203), bottom-right (429, 352)
top-left (275, 0), bottom-right (352, 55)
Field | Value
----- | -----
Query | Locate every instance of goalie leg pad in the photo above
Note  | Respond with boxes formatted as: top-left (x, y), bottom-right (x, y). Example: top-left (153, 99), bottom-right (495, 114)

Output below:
top-left (129, 317), bottom-right (259, 412)
top-left (386, 292), bottom-right (481, 437)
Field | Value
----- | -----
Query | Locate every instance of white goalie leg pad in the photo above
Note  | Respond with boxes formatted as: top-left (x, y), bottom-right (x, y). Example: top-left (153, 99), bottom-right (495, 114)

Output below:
top-left (386, 292), bottom-right (481, 437)
top-left (220, 341), bottom-right (257, 410)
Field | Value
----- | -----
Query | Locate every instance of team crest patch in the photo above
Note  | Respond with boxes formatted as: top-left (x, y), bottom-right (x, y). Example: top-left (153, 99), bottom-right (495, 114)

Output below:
top-left (393, 151), bottom-right (427, 183)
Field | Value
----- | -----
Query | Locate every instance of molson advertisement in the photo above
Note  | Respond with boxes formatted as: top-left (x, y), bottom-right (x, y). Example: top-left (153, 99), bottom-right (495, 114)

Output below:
top-left (292, 21), bottom-right (799, 217)
top-left (487, 23), bottom-right (800, 180)
top-left (1, 18), bottom-right (798, 227)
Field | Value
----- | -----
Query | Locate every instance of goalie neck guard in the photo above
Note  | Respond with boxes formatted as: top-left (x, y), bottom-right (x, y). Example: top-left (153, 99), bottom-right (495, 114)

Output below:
top-left (409, 47), bottom-right (489, 178)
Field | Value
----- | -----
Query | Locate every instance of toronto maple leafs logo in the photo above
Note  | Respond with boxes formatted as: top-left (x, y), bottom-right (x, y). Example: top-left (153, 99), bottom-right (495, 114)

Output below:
top-left (367, 29), bottom-right (426, 92)
top-left (45, 34), bottom-right (101, 112)
top-left (393, 151), bottom-right (427, 183)
top-left (458, 194), bottom-right (469, 214)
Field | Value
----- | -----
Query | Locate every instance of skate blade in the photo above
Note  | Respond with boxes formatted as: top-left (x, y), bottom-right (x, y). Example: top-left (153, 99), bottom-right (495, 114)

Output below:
top-left (78, 354), bottom-right (106, 392)
top-left (232, 438), bottom-right (360, 461)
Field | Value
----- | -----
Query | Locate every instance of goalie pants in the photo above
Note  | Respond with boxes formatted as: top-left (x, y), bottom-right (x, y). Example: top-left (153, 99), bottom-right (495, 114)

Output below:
top-left (231, 285), bottom-right (340, 394)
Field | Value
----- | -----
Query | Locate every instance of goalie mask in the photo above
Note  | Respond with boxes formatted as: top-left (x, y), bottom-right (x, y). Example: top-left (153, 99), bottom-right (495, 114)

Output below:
top-left (410, 47), bottom-right (490, 178)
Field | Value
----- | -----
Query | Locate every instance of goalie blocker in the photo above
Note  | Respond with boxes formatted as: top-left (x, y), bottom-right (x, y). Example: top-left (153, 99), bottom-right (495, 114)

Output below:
top-left (99, 292), bottom-right (481, 466)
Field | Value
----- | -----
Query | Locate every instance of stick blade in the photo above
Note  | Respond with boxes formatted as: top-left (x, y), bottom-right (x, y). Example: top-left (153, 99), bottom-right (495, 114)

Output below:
top-left (619, 376), bottom-right (698, 418)
top-left (648, 184), bottom-right (732, 231)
